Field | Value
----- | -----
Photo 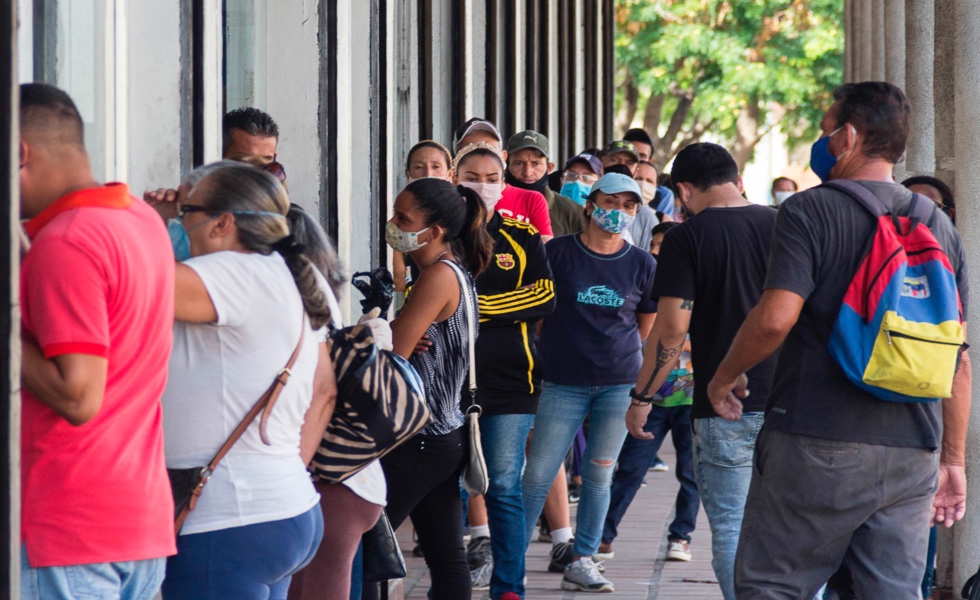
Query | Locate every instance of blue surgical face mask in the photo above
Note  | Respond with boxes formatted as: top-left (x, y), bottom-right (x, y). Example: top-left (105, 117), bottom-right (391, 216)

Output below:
top-left (167, 219), bottom-right (191, 262)
top-left (590, 205), bottom-right (636, 235)
top-left (561, 180), bottom-right (592, 206)
top-left (809, 125), bottom-right (848, 182)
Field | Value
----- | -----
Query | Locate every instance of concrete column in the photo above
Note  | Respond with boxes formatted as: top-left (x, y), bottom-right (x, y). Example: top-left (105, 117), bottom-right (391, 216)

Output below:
top-left (953, 0), bottom-right (980, 589)
top-left (844, 0), bottom-right (854, 83)
top-left (871, 0), bottom-right (886, 80)
top-left (934, 0), bottom-right (957, 187)
top-left (884, 0), bottom-right (905, 89)
top-left (859, 0), bottom-right (874, 81)
top-left (904, 0), bottom-right (935, 176)
top-left (885, 0), bottom-right (906, 179)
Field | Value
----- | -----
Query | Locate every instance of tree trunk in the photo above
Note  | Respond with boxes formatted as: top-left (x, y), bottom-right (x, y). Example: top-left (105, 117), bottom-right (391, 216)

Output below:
top-left (652, 88), bottom-right (694, 171)
top-left (642, 93), bottom-right (665, 147)
top-left (730, 97), bottom-right (763, 171)
top-left (615, 75), bottom-right (639, 138)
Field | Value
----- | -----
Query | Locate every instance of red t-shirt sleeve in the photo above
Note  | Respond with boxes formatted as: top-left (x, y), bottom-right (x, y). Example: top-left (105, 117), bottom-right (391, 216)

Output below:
top-left (25, 237), bottom-right (110, 358)
top-left (527, 192), bottom-right (553, 236)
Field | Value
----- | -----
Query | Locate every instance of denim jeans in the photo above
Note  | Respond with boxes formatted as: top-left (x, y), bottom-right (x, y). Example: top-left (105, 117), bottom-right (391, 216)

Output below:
top-left (522, 382), bottom-right (632, 558)
top-left (692, 413), bottom-right (764, 600)
top-left (21, 545), bottom-right (165, 600)
top-left (603, 404), bottom-right (699, 545)
top-left (480, 413), bottom-right (534, 599)
top-left (163, 504), bottom-right (324, 600)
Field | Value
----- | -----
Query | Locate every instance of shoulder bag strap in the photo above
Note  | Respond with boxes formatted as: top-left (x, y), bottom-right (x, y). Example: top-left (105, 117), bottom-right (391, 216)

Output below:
top-left (441, 260), bottom-right (478, 409)
top-left (821, 179), bottom-right (889, 217)
top-left (205, 312), bottom-right (307, 474)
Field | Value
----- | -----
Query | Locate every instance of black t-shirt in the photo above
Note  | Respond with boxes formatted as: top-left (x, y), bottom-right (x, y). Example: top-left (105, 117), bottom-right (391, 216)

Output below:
top-left (764, 180), bottom-right (969, 450)
top-left (652, 204), bottom-right (778, 418)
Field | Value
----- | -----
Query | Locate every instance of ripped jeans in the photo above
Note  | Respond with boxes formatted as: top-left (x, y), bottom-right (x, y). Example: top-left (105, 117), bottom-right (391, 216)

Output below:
top-left (522, 382), bottom-right (632, 558)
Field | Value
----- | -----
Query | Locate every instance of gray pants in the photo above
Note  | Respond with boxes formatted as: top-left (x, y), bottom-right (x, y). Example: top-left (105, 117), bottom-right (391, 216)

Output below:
top-left (734, 428), bottom-right (938, 600)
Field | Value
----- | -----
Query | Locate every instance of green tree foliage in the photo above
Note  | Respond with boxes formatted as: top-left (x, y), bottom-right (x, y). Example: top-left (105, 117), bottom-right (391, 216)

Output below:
top-left (616, 0), bottom-right (843, 171)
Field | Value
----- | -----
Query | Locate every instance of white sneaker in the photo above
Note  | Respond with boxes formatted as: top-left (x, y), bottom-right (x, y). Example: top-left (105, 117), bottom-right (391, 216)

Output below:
top-left (561, 557), bottom-right (614, 593)
top-left (665, 539), bottom-right (692, 562)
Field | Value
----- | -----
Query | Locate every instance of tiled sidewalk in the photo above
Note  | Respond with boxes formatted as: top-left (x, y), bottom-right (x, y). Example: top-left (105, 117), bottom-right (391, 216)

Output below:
top-left (394, 436), bottom-right (723, 599)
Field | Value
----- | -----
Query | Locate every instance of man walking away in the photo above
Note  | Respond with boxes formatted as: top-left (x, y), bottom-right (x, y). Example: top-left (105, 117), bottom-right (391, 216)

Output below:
top-left (708, 81), bottom-right (970, 599)
top-left (18, 83), bottom-right (175, 599)
top-left (627, 143), bottom-right (777, 600)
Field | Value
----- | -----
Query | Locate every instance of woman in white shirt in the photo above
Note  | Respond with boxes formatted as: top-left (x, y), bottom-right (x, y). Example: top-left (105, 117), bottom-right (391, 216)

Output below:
top-left (159, 163), bottom-right (333, 600)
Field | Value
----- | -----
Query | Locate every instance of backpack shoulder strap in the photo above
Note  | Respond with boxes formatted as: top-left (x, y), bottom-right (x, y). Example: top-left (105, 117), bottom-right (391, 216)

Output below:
top-left (907, 193), bottom-right (939, 227)
top-left (820, 180), bottom-right (889, 218)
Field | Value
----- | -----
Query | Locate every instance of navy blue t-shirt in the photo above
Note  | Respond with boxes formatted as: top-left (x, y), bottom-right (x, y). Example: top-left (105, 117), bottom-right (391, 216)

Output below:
top-left (540, 234), bottom-right (658, 386)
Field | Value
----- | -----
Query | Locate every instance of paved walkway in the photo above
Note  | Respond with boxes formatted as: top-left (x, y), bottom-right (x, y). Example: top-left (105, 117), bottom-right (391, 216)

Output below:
top-left (394, 436), bottom-right (723, 599)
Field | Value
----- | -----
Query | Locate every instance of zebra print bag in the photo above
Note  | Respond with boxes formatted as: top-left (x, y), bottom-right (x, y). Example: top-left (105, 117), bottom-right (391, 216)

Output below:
top-left (309, 323), bottom-right (430, 483)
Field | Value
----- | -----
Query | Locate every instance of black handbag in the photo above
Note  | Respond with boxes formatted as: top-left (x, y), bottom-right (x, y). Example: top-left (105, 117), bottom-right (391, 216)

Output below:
top-left (361, 510), bottom-right (406, 583)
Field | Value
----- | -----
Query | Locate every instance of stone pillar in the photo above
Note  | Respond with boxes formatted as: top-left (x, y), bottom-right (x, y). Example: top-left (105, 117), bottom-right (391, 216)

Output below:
top-left (885, 0), bottom-right (906, 179)
top-left (954, 0), bottom-right (980, 591)
top-left (884, 0), bottom-right (905, 89)
top-left (844, 0), bottom-right (853, 83)
top-left (905, 0), bottom-right (935, 177)
top-left (934, 0), bottom-right (957, 187)
top-left (871, 0), bottom-right (886, 80)
top-left (859, 0), bottom-right (874, 81)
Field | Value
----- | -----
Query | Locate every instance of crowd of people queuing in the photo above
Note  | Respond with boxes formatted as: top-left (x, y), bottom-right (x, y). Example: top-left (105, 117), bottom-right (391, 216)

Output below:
top-left (17, 77), bottom-right (969, 600)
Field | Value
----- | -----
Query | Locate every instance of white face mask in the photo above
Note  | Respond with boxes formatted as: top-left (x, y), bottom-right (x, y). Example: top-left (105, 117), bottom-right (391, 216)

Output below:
top-left (637, 180), bottom-right (657, 203)
top-left (773, 191), bottom-right (794, 206)
top-left (459, 181), bottom-right (503, 210)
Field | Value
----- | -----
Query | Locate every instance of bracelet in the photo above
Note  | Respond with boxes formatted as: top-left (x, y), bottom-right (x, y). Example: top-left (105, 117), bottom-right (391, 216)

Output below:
top-left (629, 387), bottom-right (655, 403)
top-left (630, 399), bottom-right (652, 407)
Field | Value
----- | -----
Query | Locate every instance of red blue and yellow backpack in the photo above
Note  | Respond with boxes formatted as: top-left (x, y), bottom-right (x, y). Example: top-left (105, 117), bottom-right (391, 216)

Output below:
top-left (824, 180), bottom-right (964, 402)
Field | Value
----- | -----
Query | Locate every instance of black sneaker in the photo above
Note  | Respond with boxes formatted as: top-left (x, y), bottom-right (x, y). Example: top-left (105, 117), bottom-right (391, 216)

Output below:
top-left (466, 536), bottom-right (493, 570)
top-left (548, 538), bottom-right (575, 573)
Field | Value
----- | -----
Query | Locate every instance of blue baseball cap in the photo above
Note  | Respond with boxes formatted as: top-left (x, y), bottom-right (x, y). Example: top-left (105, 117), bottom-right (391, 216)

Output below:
top-left (590, 173), bottom-right (642, 200)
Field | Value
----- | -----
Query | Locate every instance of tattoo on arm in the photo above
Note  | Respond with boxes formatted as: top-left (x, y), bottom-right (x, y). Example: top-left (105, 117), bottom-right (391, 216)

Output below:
top-left (639, 339), bottom-right (685, 396)
top-left (680, 299), bottom-right (693, 310)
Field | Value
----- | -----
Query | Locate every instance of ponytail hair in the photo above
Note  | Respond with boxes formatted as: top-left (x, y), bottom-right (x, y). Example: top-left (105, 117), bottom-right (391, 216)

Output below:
top-left (403, 178), bottom-right (493, 277)
top-left (193, 162), bottom-right (332, 329)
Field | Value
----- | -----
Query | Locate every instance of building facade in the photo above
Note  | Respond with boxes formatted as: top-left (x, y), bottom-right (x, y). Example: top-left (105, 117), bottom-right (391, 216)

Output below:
top-left (0, 0), bottom-right (615, 594)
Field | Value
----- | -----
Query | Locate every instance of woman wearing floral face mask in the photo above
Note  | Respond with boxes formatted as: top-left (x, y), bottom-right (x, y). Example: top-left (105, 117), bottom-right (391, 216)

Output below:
top-left (521, 173), bottom-right (658, 594)
top-left (380, 177), bottom-right (492, 600)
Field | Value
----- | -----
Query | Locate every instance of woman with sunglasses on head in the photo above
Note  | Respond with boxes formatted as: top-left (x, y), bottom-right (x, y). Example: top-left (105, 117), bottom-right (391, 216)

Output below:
top-left (151, 162), bottom-right (333, 600)
top-left (379, 177), bottom-right (493, 600)
top-left (440, 142), bottom-right (556, 600)
top-left (521, 173), bottom-right (658, 594)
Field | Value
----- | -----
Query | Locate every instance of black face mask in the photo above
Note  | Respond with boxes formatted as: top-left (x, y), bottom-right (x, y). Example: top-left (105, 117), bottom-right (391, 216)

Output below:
top-left (505, 170), bottom-right (549, 193)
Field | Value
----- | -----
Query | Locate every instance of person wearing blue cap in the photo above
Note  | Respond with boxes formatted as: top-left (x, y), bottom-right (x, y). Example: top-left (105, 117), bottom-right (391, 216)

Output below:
top-left (522, 172), bottom-right (658, 593)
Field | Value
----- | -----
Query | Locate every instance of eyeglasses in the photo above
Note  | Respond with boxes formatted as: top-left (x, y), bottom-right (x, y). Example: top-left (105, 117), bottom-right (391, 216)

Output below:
top-left (563, 172), bottom-right (599, 185)
top-left (176, 203), bottom-right (210, 219)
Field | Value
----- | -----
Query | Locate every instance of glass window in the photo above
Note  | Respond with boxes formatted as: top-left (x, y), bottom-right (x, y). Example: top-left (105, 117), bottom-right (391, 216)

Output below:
top-left (29, 0), bottom-right (113, 181)
top-left (223, 0), bottom-right (267, 111)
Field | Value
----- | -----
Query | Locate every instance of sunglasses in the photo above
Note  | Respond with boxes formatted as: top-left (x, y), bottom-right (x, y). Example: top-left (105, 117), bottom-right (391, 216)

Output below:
top-left (261, 161), bottom-right (287, 184)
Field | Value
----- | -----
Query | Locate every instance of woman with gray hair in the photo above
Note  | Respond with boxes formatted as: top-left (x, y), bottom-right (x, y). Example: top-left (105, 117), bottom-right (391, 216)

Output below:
top-left (154, 162), bottom-right (333, 599)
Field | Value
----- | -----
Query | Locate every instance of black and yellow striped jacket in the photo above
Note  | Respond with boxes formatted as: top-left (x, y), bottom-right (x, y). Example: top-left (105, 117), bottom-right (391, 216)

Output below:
top-left (474, 213), bottom-right (556, 415)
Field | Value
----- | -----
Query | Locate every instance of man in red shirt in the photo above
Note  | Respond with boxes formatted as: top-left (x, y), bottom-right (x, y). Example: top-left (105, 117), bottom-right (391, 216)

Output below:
top-left (18, 83), bottom-right (175, 599)
top-left (453, 117), bottom-right (554, 241)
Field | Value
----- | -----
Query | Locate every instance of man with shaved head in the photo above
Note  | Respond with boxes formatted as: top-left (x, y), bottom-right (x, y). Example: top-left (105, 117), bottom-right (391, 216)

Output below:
top-left (18, 83), bottom-right (175, 599)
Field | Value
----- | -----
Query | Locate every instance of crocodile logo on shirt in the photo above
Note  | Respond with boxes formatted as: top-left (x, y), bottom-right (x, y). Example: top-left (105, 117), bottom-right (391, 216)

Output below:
top-left (577, 285), bottom-right (625, 308)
